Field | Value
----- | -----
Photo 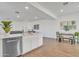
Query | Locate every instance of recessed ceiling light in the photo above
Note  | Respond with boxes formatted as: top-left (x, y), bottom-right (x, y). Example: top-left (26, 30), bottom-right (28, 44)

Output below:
top-left (25, 6), bottom-right (29, 10)
top-left (60, 9), bottom-right (63, 12)
top-left (35, 16), bottom-right (38, 19)
top-left (17, 15), bottom-right (20, 18)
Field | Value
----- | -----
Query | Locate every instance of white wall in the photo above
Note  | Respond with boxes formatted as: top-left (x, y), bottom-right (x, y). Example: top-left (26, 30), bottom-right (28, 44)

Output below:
top-left (59, 13), bottom-right (79, 32)
top-left (28, 19), bottom-right (58, 38)
top-left (12, 21), bottom-right (29, 31)
top-left (28, 13), bottom-right (79, 38)
top-left (1, 13), bottom-right (79, 38)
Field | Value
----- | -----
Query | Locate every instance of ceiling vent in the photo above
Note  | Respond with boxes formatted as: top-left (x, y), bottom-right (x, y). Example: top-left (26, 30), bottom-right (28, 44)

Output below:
top-left (15, 11), bottom-right (20, 14)
top-left (63, 2), bottom-right (69, 6)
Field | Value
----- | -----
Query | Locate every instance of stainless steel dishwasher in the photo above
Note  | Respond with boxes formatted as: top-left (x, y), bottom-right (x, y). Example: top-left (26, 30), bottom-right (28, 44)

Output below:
top-left (3, 36), bottom-right (22, 57)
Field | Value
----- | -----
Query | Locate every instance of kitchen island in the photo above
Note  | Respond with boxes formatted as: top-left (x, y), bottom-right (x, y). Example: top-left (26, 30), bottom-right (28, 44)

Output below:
top-left (0, 32), bottom-right (43, 57)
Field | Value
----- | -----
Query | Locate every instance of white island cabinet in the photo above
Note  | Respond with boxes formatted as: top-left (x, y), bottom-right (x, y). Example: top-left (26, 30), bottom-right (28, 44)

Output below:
top-left (31, 34), bottom-right (43, 49)
top-left (22, 36), bottom-right (32, 54)
top-left (22, 33), bottom-right (43, 55)
top-left (0, 33), bottom-right (43, 57)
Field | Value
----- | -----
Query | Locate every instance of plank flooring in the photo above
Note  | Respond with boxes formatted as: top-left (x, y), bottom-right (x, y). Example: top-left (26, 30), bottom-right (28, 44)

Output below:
top-left (22, 37), bottom-right (79, 57)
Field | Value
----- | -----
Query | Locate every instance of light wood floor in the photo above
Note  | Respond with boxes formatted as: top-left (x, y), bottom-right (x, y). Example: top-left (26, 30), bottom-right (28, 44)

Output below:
top-left (22, 37), bottom-right (79, 57)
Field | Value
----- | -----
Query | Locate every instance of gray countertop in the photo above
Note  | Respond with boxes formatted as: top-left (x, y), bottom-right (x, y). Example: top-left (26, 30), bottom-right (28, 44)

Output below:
top-left (0, 34), bottom-right (23, 39)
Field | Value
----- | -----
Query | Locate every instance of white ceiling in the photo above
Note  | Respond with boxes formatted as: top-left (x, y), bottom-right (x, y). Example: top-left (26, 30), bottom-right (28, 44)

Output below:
top-left (0, 2), bottom-right (79, 21)
top-left (0, 2), bottom-right (55, 21)
top-left (38, 2), bottom-right (79, 17)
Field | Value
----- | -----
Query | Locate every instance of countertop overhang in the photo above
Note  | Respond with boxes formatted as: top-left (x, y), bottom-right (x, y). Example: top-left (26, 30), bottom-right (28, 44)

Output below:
top-left (0, 34), bottom-right (23, 39)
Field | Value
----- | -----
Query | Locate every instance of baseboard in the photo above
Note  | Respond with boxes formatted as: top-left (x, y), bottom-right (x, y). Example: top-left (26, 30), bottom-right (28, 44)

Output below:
top-left (43, 37), bottom-right (56, 39)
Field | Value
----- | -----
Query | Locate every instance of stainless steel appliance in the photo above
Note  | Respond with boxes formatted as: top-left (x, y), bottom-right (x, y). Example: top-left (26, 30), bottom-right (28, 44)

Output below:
top-left (3, 36), bottom-right (22, 57)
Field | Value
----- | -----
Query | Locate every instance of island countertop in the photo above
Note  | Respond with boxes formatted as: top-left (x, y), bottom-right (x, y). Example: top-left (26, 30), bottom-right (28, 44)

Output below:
top-left (0, 34), bottom-right (23, 39)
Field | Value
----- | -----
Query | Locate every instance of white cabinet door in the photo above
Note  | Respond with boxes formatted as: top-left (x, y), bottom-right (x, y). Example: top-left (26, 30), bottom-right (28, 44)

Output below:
top-left (32, 36), bottom-right (43, 49)
top-left (22, 36), bottom-right (32, 54)
top-left (22, 34), bottom-right (43, 55)
top-left (32, 37), bottom-right (37, 49)
top-left (37, 36), bottom-right (43, 47)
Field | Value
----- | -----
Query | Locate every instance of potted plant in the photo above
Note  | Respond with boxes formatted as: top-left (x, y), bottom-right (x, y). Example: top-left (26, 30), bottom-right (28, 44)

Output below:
top-left (1, 20), bottom-right (12, 35)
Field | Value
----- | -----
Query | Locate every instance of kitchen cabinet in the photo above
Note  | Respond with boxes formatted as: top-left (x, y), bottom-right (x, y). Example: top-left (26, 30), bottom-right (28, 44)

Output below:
top-left (32, 36), bottom-right (43, 49)
top-left (22, 33), bottom-right (43, 55)
top-left (22, 36), bottom-right (32, 54)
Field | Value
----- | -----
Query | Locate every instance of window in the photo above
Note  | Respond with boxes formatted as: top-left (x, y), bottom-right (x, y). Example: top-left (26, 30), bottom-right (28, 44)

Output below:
top-left (34, 24), bottom-right (39, 30)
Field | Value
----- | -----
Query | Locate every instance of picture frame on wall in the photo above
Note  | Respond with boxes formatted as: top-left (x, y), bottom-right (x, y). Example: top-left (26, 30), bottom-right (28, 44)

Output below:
top-left (60, 20), bottom-right (76, 31)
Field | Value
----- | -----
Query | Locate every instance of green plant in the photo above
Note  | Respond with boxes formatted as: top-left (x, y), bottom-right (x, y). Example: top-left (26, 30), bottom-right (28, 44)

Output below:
top-left (74, 32), bottom-right (79, 36)
top-left (1, 21), bottom-right (12, 33)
